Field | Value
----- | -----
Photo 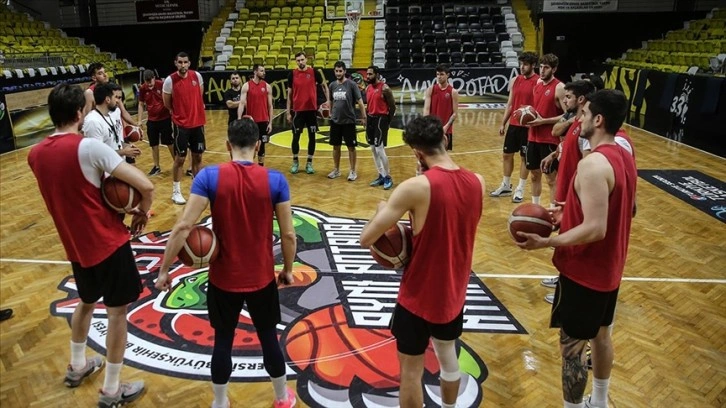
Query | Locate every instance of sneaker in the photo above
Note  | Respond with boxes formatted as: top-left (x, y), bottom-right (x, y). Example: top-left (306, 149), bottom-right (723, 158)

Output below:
top-left (171, 191), bottom-right (187, 205)
top-left (369, 175), bottom-right (384, 186)
top-left (273, 386), bottom-right (297, 408)
top-left (383, 176), bottom-right (393, 190)
top-left (583, 395), bottom-right (606, 408)
top-left (290, 161), bottom-right (299, 174)
top-left (544, 293), bottom-right (555, 304)
top-left (489, 183), bottom-right (513, 197)
top-left (64, 356), bottom-right (104, 388)
top-left (211, 399), bottom-right (230, 408)
top-left (147, 166), bottom-right (161, 176)
top-left (347, 170), bottom-right (357, 181)
top-left (541, 277), bottom-right (558, 288)
top-left (305, 162), bottom-right (315, 174)
top-left (327, 169), bottom-right (341, 179)
top-left (98, 381), bottom-right (146, 408)
top-left (185, 169), bottom-right (193, 177)
top-left (512, 188), bottom-right (524, 203)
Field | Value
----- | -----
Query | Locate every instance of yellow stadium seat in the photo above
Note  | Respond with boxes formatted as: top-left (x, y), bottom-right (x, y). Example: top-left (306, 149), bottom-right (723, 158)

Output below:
top-left (277, 55), bottom-right (289, 66)
top-left (245, 45), bottom-right (257, 55)
top-left (260, 36), bottom-right (272, 47)
top-left (247, 37), bottom-right (260, 47)
top-left (304, 45), bottom-right (316, 55)
top-left (252, 55), bottom-right (264, 65)
top-left (265, 55), bottom-right (277, 66)
top-left (258, 44), bottom-right (270, 53)
top-left (280, 45), bottom-right (292, 56)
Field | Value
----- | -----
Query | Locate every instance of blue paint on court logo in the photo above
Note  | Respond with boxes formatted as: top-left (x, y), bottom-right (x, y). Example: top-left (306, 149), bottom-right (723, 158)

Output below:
top-left (638, 169), bottom-right (726, 222)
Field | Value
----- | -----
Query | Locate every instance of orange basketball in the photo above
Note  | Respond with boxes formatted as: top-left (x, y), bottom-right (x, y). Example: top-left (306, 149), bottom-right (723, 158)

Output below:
top-left (508, 203), bottom-right (553, 243)
top-left (177, 226), bottom-right (219, 268)
top-left (102, 176), bottom-right (141, 213)
top-left (318, 102), bottom-right (331, 119)
top-left (124, 125), bottom-right (142, 142)
top-left (241, 115), bottom-right (254, 121)
top-left (512, 105), bottom-right (538, 126)
top-left (370, 223), bottom-right (413, 269)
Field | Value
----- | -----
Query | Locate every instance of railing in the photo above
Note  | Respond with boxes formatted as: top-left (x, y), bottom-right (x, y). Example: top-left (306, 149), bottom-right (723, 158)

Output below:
top-left (2, 52), bottom-right (65, 69)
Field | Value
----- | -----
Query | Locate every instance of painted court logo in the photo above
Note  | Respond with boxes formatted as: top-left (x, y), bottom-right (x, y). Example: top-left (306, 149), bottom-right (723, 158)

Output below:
top-left (51, 207), bottom-right (526, 407)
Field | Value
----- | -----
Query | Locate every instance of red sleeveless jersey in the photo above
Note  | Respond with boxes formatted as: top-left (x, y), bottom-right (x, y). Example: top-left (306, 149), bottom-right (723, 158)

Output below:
top-left (529, 78), bottom-right (563, 144)
top-left (555, 117), bottom-right (583, 203)
top-left (139, 79), bottom-right (170, 121)
top-left (398, 167), bottom-right (482, 323)
top-left (430, 84), bottom-right (455, 134)
top-left (509, 74), bottom-right (539, 126)
top-left (552, 144), bottom-right (637, 291)
top-left (28, 134), bottom-right (130, 267)
top-left (168, 70), bottom-right (206, 128)
top-left (291, 67), bottom-right (318, 112)
top-left (246, 80), bottom-right (270, 123)
top-left (209, 162), bottom-right (274, 292)
top-left (366, 82), bottom-right (389, 116)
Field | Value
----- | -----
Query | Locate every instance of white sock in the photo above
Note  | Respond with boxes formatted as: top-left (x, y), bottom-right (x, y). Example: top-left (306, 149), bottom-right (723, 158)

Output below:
top-left (271, 374), bottom-right (287, 401)
top-left (591, 377), bottom-right (610, 407)
top-left (532, 195), bottom-right (541, 204)
top-left (212, 383), bottom-right (229, 407)
top-left (172, 181), bottom-right (181, 192)
top-left (503, 176), bottom-right (511, 186)
top-left (517, 178), bottom-right (527, 190)
top-left (564, 401), bottom-right (584, 408)
top-left (70, 340), bottom-right (87, 371)
top-left (371, 148), bottom-right (382, 176)
top-left (102, 362), bottom-right (123, 395)
top-left (442, 402), bottom-right (456, 408)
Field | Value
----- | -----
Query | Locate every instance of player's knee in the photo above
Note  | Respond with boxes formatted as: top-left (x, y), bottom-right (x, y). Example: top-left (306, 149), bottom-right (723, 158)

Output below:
top-left (432, 338), bottom-right (460, 382)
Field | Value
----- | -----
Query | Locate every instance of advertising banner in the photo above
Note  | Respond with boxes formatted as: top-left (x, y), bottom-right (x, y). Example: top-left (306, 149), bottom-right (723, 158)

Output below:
top-left (543, 0), bottom-right (618, 12)
top-left (136, 0), bottom-right (199, 22)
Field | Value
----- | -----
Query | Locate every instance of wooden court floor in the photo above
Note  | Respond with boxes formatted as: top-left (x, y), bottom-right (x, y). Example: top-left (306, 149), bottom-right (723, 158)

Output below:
top-left (1, 108), bottom-right (724, 407)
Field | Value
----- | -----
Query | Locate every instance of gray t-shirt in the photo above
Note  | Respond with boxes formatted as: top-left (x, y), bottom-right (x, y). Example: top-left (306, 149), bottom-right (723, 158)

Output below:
top-left (329, 79), bottom-right (361, 124)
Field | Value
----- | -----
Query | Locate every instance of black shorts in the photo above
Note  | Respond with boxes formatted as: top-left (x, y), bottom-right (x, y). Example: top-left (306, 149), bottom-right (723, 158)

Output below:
top-left (173, 125), bottom-right (206, 156)
top-left (147, 118), bottom-right (173, 147)
top-left (550, 274), bottom-right (619, 340)
top-left (390, 303), bottom-right (464, 355)
top-left (445, 133), bottom-right (453, 151)
top-left (257, 121), bottom-right (270, 143)
top-left (292, 110), bottom-right (318, 134)
top-left (366, 115), bottom-right (390, 147)
top-left (329, 122), bottom-right (357, 147)
top-left (71, 241), bottom-right (142, 307)
top-left (526, 141), bottom-right (558, 172)
top-left (207, 279), bottom-right (281, 333)
top-left (503, 124), bottom-right (528, 156)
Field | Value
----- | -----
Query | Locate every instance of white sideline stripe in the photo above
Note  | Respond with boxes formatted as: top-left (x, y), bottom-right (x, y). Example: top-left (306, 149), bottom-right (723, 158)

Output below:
top-left (1, 258), bottom-right (723, 284)
top-left (203, 148), bottom-right (501, 157)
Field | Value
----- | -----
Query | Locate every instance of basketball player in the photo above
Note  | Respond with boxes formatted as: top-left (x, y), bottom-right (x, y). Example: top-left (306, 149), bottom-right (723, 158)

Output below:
top-left (525, 53), bottom-right (565, 205)
top-left (237, 64), bottom-right (274, 167)
top-left (84, 62), bottom-right (140, 128)
top-left (28, 83), bottom-right (153, 407)
top-left (223, 71), bottom-right (242, 125)
top-left (327, 61), bottom-right (366, 181)
top-left (286, 52), bottom-right (330, 174)
top-left (492, 51), bottom-right (539, 203)
top-left (83, 83), bottom-right (141, 160)
top-left (163, 51), bottom-right (207, 205)
top-left (138, 69), bottom-right (173, 176)
top-left (517, 90), bottom-right (637, 408)
top-left (360, 116), bottom-right (484, 408)
top-left (365, 65), bottom-right (396, 189)
top-left (155, 118), bottom-right (298, 408)
top-left (423, 65), bottom-right (459, 151)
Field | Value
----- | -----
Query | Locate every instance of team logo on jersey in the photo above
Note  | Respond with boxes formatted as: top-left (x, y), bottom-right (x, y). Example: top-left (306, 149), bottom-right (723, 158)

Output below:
top-left (545, 89), bottom-right (551, 96)
top-left (50, 208), bottom-right (526, 408)
top-left (192, 81), bottom-right (198, 87)
top-left (270, 125), bottom-right (405, 152)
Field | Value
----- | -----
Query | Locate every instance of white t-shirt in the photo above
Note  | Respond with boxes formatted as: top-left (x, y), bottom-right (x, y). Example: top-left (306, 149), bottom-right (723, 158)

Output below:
top-left (44, 134), bottom-right (124, 187)
top-left (579, 136), bottom-right (633, 156)
top-left (162, 71), bottom-right (204, 94)
top-left (83, 108), bottom-right (123, 151)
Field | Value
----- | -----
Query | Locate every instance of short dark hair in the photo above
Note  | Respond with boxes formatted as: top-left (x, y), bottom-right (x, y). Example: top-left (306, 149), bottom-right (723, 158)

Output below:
top-left (175, 51), bottom-right (189, 60)
top-left (403, 116), bottom-right (445, 154)
top-left (540, 53), bottom-right (559, 68)
top-left (334, 61), bottom-right (346, 70)
top-left (230, 70), bottom-right (241, 77)
top-left (228, 117), bottom-right (260, 149)
top-left (582, 73), bottom-right (605, 91)
top-left (142, 69), bottom-right (155, 81)
top-left (367, 65), bottom-right (380, 74)
top-left (252, 64), bottom-right (264, 72)
top-left (48, 83), bottom-right (85, 128)
top-left (435, 64), bottom-right (450, 74)
top-left (518, 51), bottom-right (538, 65)
top-left (564, 80), bottom-right (595, 98)
top-left (88, 62), bottom-right (104, 76)
top-left (586, 90), bottom-right (628, 135)
top-left (93, 82), bottom-right (121, 105)
top-left (294, 52), bottom-right (306, 58)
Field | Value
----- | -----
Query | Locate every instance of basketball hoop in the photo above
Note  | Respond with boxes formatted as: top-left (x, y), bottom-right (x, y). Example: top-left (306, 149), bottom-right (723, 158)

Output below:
top-left (346, 10), bottom-right (361, 32)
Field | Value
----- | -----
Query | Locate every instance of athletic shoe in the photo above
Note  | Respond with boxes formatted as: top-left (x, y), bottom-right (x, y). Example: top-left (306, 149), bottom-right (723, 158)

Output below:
top-left (147, 166), bottom-right (161, 176)
top-left (583, 395), bottom-right (606, 408)
top-left (171, 191), bottom-right (187, 205)
top-left (211, 399), bottom-right (230, 408)
top-left (512, 188), bottom-right (524, 203)
top-left (544, 293), bottom-right (555, 304)
top-left (273, 386), bottom-right (297, 408)
top-left (98, 381), bottom-right (145, 408)
top-left (369, 175), bottom-right (384, 186)
top-left (290, 161), bottom-right (299, 174)
top-left (327, 169), bottom-right (341, 179)
top-left (383, 176), bottom-right (393, 190)
top-left (541, 277), bottom-right (558, 288)
top-left (305, 162), bottom-right (315, 174)
top-left (0, 308), bottom-right (13, 321)
top-left (185, 169), bottom-right (193, 177)
top-left (64, 356), bottom-right (104, 388)
top-left (489, 183), bottom-right (512, 197)
top-left (347, 170), bottom-right (357, 181)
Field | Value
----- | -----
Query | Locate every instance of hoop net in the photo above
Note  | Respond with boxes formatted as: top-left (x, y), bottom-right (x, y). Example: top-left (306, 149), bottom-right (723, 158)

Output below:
top-left (346, 10), bottom-right (361, 32)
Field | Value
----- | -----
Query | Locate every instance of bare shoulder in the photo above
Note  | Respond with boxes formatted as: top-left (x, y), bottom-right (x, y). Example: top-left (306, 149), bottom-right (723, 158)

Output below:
top-left (451, 87), bottom-right (460, 95)
top-left (578, 151), bottom-right (611, 174)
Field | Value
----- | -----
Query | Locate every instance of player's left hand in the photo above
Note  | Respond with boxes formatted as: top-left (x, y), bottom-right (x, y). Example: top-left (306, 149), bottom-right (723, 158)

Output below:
top-left (277, 270), bottom-right (294, 286)
top-left (515, 232), bottom-right (551, 250)
top-left (155, 269), bottom-right (171, 291)
top-left (527, 114), bottom-right (545, 127)
top-left (443, 124), bottom-right (450, 134)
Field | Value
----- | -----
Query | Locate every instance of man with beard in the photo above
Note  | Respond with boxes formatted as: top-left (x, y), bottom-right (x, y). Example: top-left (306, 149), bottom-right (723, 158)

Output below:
top-left (163, 51), bottom-right (207, 205)
top-left (516, 90), bottom-right (637, 408)
top-left (84, 62), bottom-right (140, 128)
top-left (238, 64), bottom-right (274, 166)
top-left (83, 82), bottom-right (141, 161)
top-left (423, 65), bottom-right (459, 150)
top-left (365, 65), bottom-right (396, 190)
top-left (138, 69), bottom-right (173, 176)
top-left (223, 71), bottom-right (243, 125)
top-left (327, 61), bottom-right (366, 181)
top-left (491, 51), bottom-right (539, 202)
